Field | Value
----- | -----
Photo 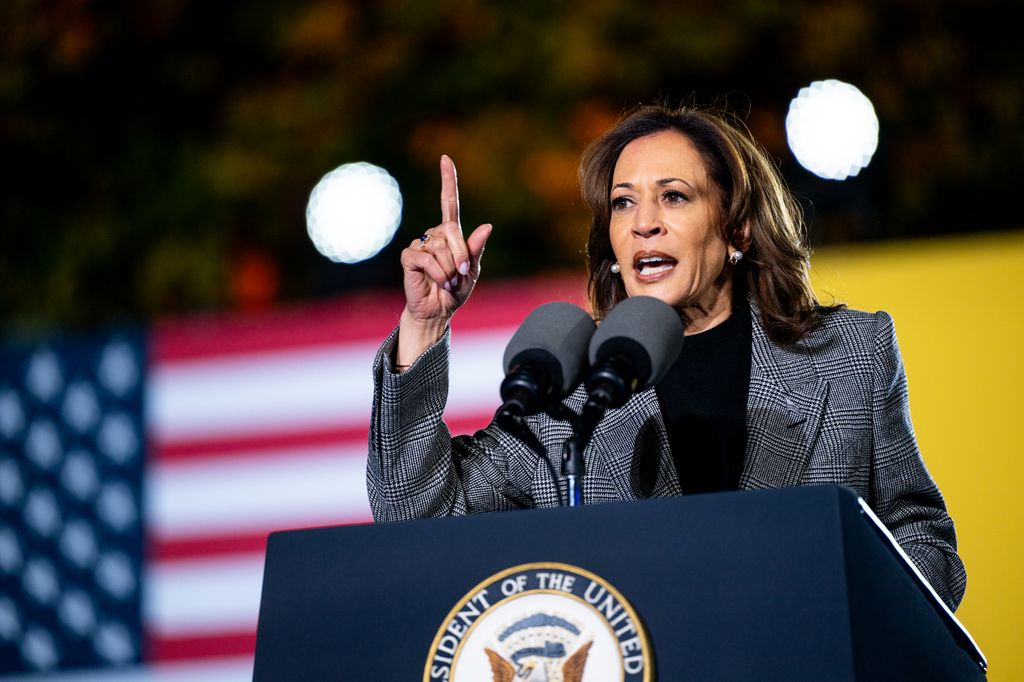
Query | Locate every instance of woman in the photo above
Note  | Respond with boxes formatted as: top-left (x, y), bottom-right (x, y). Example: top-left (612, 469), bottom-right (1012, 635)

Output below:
top-left (366, 105), bottom-right (966, 610)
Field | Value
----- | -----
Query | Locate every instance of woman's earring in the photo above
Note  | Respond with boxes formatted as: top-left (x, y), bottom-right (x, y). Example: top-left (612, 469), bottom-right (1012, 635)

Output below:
top-left (610, 262), bottom-right (621, 274)
top-left (729, 250), bottom-right (743, 265)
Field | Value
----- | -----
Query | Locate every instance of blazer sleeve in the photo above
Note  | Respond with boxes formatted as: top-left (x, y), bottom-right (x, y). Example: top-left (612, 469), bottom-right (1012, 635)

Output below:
top-left (366, 326), bottom-right (539, 523)
top-left (868, 311), bottom-right (967, 610)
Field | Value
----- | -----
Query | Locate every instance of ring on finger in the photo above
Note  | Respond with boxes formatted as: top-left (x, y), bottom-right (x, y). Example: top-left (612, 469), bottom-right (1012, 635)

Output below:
top-left (419, 231), bottom-right (431, 248)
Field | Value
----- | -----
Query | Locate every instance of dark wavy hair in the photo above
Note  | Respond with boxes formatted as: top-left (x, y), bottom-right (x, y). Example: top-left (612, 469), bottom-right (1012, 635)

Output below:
top-left (580, 104), bottom-right (840, 345)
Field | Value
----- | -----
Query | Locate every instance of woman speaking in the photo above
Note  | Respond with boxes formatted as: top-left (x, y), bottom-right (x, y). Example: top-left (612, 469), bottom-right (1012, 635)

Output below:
top-left (365, 104), bottom-right (966, 611)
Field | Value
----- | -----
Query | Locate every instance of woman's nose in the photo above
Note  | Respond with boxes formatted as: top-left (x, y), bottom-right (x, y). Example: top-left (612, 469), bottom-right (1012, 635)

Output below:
top-left (632, 203), bottom-right (665, 237)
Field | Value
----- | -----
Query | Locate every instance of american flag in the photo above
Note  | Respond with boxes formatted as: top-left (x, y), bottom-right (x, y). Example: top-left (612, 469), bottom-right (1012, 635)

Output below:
top-left (0, 276), bottom-right (585, 680)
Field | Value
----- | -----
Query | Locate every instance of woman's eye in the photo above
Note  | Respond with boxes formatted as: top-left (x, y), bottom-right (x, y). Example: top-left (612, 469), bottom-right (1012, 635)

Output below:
top-left (663, 190), bottom-right (688, 204)
top-left (610, 196), bottom-right (632, 211)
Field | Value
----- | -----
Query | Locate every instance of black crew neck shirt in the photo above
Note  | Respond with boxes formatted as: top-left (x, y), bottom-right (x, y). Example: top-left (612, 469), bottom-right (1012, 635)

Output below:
top-left (655, 302), bottom-right (753, 494)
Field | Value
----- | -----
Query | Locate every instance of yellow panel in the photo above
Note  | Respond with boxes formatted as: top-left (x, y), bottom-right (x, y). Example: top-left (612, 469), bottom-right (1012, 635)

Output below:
top-left (811, 230), bottom-right (1024, 680)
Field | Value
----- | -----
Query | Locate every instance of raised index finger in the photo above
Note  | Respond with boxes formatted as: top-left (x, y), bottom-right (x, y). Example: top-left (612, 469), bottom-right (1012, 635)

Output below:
top-left (440, 154), bottom-right (460, 226)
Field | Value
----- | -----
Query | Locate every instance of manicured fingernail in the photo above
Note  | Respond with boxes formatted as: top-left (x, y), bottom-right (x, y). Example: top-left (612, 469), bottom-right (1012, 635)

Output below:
top-left (443, 281), bottom-right (451, 291)
top-left (458, 261), bottom-right (469, 275)
top-left (450, 276), bottom-right (459, 289)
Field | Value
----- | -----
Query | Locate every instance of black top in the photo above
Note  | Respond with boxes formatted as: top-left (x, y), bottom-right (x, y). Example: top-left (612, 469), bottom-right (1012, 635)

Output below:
top-left (655, 302), bottom-right (753, 494)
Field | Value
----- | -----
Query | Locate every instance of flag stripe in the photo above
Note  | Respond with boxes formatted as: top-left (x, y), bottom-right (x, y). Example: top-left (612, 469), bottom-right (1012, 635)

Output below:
top-left (154, 424), bottom-right (370, 460)
top-left (150, 532), bottom-right (272, 562)
top-left (147, 633), bottom-right (258, 663)
top-left (153, 413), bottom-right (495, 462)
top-left (150, 520), bottom-right (373, 563)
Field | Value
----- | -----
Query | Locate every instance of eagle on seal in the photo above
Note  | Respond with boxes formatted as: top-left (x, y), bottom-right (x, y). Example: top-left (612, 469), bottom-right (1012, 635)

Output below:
top-left (484, 641), bottom-right (593, 682)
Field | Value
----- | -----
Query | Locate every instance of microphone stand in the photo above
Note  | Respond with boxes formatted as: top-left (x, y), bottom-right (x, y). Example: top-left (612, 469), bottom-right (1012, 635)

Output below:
top-left (562, 354), bottom-right (635, 507)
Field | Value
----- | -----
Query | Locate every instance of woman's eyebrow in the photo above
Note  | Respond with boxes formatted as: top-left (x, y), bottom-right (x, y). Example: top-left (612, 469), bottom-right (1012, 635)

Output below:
top-left (656, 177), bottom-right (696, 190)
top-left (611, 178), bottom-right (697, 190)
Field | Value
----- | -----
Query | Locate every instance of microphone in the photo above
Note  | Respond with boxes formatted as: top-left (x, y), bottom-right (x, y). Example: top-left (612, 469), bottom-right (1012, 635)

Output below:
top-left (497, 302), bottom-right (597, 421)
top-left (585, 295), bottom-right (684, 408)
top-left (562, 296), bottom-right (683, 506)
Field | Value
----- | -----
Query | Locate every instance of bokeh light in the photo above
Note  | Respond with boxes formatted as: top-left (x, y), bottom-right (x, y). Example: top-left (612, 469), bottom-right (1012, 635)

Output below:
top-left (785, 79), bottom-right (880, 181)
top-left (306, 162), bottom-right (403, 264)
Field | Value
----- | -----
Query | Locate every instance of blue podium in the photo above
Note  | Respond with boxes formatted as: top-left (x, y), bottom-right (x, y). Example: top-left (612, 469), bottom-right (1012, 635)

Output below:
top-left (253, 486), bottom-right (984, 680)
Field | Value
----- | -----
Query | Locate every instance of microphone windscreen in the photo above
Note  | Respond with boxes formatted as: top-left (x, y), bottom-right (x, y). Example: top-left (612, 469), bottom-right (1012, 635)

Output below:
top-left (588, 296), bottom-right (684, 389)
top-left (503, 302), bottom-right (596, 396)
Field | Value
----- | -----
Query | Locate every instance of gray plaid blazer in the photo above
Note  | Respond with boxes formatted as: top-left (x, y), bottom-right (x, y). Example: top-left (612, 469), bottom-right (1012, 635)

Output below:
top-left (366, 304), bottom-right (966, 610)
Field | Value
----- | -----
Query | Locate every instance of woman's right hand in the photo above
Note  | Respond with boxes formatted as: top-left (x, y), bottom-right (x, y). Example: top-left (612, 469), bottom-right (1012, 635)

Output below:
top-left (396, 155), bottom-right (492, 368)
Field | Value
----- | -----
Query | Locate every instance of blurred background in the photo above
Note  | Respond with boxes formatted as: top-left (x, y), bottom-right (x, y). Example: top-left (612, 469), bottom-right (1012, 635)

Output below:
top-left (1, 1), bottom-right (1022, 680)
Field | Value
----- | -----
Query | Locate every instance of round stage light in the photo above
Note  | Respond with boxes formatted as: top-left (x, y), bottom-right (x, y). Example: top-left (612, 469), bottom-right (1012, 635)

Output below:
top-left (785, 79), bottom-right (879, 181)
top-left (306, 162), bottom-right (403, 264)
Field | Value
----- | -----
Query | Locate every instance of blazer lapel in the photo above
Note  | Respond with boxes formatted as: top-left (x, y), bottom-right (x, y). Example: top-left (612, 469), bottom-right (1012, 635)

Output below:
top-left (739, 306), bottom-right (830, 491)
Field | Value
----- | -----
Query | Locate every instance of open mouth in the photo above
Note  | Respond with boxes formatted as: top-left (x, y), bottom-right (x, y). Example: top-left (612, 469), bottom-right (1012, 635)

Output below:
top-left (633, 253), bottom-right (678, 277)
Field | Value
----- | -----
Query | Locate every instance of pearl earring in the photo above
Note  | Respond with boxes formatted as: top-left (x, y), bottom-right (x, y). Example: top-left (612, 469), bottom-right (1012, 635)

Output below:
top-left (729, 250), bottom-right (743, 265)
top-left (610, 262), bottom-right (621, 274)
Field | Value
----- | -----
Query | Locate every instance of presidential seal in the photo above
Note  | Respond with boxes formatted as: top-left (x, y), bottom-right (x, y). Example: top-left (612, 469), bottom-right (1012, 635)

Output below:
top-left (424, 562), bottom-right (652, 681)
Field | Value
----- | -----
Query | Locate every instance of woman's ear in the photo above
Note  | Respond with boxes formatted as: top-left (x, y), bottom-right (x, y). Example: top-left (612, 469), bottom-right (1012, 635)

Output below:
top-left (734, 220), bottom-right (752, 252)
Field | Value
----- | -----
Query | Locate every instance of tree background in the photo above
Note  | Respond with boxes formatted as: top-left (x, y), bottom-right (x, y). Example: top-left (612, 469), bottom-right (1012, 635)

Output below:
top-left (2, 0), bottom-right (1021, 330)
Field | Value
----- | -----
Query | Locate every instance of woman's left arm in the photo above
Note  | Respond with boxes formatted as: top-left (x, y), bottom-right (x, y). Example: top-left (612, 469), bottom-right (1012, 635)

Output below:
top-left (869, 311), bottom-right (967, 611)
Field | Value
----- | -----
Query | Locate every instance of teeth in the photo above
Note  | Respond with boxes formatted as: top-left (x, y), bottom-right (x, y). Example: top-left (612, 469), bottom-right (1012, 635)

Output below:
top-left (637, 256), bottom-right (674, 274)
top-left (640, 264), bottom-right (673, 275)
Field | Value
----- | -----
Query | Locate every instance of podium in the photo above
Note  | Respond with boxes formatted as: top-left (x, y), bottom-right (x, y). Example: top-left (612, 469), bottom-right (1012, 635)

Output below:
top-left (253, 486), bottom-right (985, 680)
